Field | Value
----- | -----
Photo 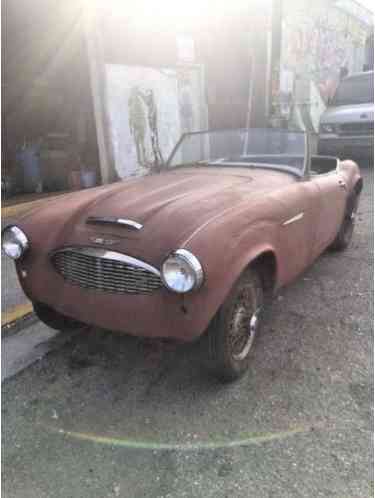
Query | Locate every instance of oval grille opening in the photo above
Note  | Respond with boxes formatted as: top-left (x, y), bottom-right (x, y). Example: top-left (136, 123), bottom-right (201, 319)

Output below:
top-left (51, 249), bottom-right (162, 295)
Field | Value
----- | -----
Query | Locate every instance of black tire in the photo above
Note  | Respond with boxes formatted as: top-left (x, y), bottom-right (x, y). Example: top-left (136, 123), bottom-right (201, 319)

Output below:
top-left (207, 269), bottom-right (263, 382)
top-left (330, 193), bottom-right (359, 251)
top-left (33, 302), bottom-right (83, 331)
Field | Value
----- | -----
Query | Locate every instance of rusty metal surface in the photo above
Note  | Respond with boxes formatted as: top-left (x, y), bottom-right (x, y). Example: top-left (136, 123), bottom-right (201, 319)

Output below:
top-left (12, 160), bottom-right (361, 340)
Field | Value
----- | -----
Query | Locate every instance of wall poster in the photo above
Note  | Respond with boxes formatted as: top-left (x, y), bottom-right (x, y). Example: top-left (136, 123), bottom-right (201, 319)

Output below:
top-left (105, 64), bottom-right (206, 179)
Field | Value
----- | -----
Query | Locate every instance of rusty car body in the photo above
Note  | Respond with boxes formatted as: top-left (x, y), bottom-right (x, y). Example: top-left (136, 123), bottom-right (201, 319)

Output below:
top-left (2, 128), bottom-right (362, 380)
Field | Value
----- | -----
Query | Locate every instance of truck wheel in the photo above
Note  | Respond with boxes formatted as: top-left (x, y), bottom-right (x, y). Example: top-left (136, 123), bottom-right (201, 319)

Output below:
top-left (207, 269), bottom-right (263, 382)
top-left (330, 193), bottom-right (359, 251)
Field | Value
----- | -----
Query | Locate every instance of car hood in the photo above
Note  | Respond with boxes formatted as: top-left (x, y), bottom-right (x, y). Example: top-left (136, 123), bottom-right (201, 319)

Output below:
top-left (19, 167), bottom-right (293, 265)
top-left (321, 103), bottom-right (374, 124)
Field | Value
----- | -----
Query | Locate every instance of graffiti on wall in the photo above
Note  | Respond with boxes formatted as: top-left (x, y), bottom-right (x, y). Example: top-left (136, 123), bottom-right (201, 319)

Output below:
top-left (277, 0), bottom-right (371, 131)
top-left (128, 87), bottom-right (164, 167)
top-left (105, 64), bottom-right (206, 179)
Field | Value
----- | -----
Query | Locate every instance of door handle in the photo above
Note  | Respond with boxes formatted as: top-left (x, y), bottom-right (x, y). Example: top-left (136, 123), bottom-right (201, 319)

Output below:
top-left (338, 180), bottom-right (347, 190)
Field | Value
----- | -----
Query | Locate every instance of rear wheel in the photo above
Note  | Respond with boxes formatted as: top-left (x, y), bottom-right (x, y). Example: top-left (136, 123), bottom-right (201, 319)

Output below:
top-left (330, 193), bottom-right (359, 251)
top-left (207, 269), bottom-right (263, 382)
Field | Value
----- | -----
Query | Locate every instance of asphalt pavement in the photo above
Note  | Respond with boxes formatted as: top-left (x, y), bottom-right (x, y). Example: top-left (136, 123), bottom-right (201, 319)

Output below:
top-left (2, 165), bottom-right (373, 498)
top-left (1, 253), bottom-right (30, 312)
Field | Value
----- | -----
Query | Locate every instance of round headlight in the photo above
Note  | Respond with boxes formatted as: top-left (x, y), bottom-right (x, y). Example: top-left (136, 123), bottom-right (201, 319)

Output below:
top-left (1, 226), bottom-right (29, 260)
top-left (161, 249), bottom-right (204, 293)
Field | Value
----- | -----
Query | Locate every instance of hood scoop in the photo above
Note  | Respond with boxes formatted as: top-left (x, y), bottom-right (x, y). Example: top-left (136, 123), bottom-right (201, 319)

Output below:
top-left (86, 216), bottom-right (143, 231)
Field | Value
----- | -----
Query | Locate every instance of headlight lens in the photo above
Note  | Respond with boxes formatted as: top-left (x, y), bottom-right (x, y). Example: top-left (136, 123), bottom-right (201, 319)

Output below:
top-left (161, 249), bottom-right (204, 293)
top-left (1, 226), bottom-right (29, 260)
top-left (320, 123), bottom-right (335, 134)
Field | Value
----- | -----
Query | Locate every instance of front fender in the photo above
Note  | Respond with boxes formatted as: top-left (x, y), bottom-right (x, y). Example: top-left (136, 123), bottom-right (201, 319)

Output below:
top-left (182, 220), bottom-right (280, 338)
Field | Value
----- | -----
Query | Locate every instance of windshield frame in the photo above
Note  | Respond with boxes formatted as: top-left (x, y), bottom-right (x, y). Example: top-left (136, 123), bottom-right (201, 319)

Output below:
top-left (166, 128), bottom-right (311, 179)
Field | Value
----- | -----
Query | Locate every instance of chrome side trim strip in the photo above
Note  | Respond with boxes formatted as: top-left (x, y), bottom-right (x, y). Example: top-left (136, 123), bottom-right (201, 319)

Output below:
top-left (52, 247), bottom-right (160, 276)
top-left (87, 217), bottom-right (143, 230)
top-left (282, 212), bottom-right (304, 226)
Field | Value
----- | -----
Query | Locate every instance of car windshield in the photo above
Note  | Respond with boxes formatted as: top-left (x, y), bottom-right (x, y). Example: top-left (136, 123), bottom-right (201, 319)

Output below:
top-left (167, 128), bottom-right (308, 177)
top-left (331, 73), bottom-right (374, 106)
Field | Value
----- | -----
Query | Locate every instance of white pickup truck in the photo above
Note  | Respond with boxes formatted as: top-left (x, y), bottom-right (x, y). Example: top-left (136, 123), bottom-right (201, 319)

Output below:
top-left (318, 71), bottom-right (374, 160)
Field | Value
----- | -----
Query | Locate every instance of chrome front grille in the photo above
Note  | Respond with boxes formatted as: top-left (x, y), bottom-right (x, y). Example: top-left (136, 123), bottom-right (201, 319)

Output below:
top-left (51, 247), bottom-right (163, 295)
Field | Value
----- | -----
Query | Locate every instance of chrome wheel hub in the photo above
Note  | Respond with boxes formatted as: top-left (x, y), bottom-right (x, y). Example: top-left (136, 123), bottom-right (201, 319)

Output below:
top-left (230, 307), bottom-right (261, 362)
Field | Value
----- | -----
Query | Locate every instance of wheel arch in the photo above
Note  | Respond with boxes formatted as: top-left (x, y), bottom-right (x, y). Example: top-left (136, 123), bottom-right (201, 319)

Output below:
top-left (354, 177), bottom-right (363, 195)
top-left (246, 250), bottom-right (278, 297)
top-left (186, 218), bottom-right (281, 339)
top-left (347, 177), bottom-right (363, 214)
top-left (195, 246), bottom-right (279, 341)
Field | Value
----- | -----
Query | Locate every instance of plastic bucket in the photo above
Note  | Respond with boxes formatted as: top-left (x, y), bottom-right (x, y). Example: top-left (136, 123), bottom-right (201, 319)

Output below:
top-left (17, 145), bottom-right (41, 193)
top-left (81, 171), bottom-right (97, 188)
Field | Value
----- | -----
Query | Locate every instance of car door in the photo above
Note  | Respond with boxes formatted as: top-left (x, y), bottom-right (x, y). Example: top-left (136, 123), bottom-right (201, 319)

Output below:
top-left (272, 180), bottom-right (321, 286)
top-left (309, 171), bottom-right (347, 256)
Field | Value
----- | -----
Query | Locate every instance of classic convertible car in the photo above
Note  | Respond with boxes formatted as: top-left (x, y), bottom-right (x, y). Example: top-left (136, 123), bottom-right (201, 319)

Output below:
top-left (2, 128), bottom-right (362, 381)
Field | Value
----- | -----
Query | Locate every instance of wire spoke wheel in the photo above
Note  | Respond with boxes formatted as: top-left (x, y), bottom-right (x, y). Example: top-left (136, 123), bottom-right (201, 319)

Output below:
top-left (342, 216), bottom-right (355, 246)
top-left (330, 192), bottom-right (360, 252)
top-left (207, 269), bottom-right (264, 382)
top-left (228, 287), bottom-right (259, 361)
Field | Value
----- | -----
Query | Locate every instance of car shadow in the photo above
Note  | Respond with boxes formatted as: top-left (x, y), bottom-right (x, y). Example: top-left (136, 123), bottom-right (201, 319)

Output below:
top-left (22, 289), bottom-right (327, 450)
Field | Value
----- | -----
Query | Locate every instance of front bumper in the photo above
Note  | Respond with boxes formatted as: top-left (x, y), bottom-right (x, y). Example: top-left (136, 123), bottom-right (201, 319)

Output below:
top-left (318, 134), bottom-right (374, 159)
top-left (16, 257), bottom-right (209, 342)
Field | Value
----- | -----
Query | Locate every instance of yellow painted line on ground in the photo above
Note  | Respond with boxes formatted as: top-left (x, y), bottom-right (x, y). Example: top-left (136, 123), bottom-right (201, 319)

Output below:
top-left (2, 198), bottom-right (55, 219)
top-left (2, 302), bottom-right (34, 327)
top-left (2, 192), bottom-right (69, 219)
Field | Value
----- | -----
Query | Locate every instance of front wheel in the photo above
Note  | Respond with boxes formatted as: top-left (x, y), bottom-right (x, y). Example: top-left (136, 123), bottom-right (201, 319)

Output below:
top-left (207, 269), bottom-right (263, 382)
top-left (33, 302), bottom-right (84, 331)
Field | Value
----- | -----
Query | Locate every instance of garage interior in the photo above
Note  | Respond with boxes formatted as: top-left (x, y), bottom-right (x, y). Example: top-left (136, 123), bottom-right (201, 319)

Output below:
top-left (2, 0), bottom-right (100, 200)
top-left (2, 0), bottom-right (273, 196)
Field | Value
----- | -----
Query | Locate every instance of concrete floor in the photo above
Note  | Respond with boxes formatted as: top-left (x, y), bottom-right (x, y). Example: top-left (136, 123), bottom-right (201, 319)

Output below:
top-left (2, 166), bottom-right (373, 498)
top-left (2, 192), bottom-right (68, 321)
top-left (1, 254), bottom-right (28, 311)
top-left (2, 213), bottom-right (33, 325)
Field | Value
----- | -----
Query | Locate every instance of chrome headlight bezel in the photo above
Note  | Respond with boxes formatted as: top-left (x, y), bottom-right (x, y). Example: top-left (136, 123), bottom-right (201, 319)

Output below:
top-left (161, 249), bottom-right (204, 294)
top-left (1, 225), bottom-right (29, 260)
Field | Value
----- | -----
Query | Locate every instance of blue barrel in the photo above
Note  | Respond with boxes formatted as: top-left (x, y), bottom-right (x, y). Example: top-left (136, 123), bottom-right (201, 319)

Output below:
top-left (16, 144), bottom-right (41, 193)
